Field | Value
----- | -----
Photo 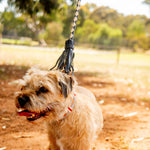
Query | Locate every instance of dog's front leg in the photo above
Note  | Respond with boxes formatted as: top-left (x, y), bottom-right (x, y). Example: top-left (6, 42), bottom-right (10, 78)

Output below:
top-left (48, 145), bottom-right (60, 150)
top-left (48, 131), bottom-right (60, 150)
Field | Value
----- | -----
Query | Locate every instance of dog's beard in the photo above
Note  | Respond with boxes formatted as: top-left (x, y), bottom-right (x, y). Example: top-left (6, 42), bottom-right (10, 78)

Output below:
top-left (16, 94), bottom-right (64, 122)
top-left (17, 104), bottom-right (53, 121)
top-left (16, 94), bottom-right (54, 122)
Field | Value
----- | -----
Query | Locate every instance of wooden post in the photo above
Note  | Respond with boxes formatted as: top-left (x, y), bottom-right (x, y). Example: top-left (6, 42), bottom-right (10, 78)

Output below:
top-left (0, 34), bottom-right (1, 52)
top-left (0, 23), bottom-right (3, 51)
top-left (117, 47), bottom-right (120, 65)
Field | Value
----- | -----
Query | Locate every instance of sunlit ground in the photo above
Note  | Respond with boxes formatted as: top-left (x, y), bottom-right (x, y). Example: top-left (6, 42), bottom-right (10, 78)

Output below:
top-left (0, 44), bottom-right (150, 100)
top-left (1, 44), bottom-right (150, 150)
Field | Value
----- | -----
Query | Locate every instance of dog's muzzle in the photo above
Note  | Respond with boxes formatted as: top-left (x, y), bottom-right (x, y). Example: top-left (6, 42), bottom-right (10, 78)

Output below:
top-left (17, 105), bottom-right (53, 121)
top-left (18, 95), bottom-right (30, 107)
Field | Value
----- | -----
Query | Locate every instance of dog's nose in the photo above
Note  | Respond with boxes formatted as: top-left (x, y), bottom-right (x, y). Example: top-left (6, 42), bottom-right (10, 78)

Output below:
top-left (18, 96), bottom-right (30, 107)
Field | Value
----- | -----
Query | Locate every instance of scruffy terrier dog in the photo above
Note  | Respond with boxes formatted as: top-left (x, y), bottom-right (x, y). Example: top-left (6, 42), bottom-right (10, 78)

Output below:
top-left (15, 68), bottom-right (103, 150)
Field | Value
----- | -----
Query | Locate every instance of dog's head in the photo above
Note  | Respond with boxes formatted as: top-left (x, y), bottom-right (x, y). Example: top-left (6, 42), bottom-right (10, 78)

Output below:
top-left (15, 68), bottom-right (76, 122)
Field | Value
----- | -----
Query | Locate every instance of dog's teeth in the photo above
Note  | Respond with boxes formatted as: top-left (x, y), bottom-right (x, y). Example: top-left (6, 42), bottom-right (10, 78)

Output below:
top-left (32, 114), bottom-right (35, 117)
top-left (17, 108), bottom-right (25, 112)
top-left (28, 116), bottom-right (32, 118)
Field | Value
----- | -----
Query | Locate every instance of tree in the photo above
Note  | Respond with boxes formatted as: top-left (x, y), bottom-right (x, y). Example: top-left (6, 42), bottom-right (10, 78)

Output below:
top-left (8, 0), bottom-right (60, 16)
top-left (62, 0), bottom-right (87, 38)
top-left (127, 20), bottom-right (148, 50)
top-left (145, 19), bottom-right (150, 36)
top-left (89, 23), bottom-right (122, 46)
top-left (127, 20), bottom-right (145, 37)
top-left (7, 0), bottom-right (63, 43)
top-left (122, 15), bottom-right (147, 37)
top-left (75, 19), bottom-right (99, 43)
top-left (0, 23), bottom-right (3, 45)
top-left (62, 1), bottom-right (79, 38)
top-left (0, 23), bottom-right (3, 34)
top-left (77, 3), bottom-right (96, 27)
top-left (143, 0), bottom-right (150, 5)
top-left (0, 10), bottom-right (36, 38)
top-left (39, 22), bottom-right (63, 44)
top-left (143, 0), bottom-right (150, 17)
top-left (1, 11), bottom-right (19, 36)
top-left (76, 19), bottom-right (122, 47)
top-left (89, 6), bottom-right (123, 28)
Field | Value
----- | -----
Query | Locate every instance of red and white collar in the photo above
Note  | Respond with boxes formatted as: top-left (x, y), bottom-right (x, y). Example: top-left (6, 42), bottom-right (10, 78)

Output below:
top-left (62, 92), bottom-right (76, 120)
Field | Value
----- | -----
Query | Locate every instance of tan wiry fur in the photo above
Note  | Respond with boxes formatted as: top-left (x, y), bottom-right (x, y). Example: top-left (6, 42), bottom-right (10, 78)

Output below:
top-left (15, 68), bottom-right (103, 150)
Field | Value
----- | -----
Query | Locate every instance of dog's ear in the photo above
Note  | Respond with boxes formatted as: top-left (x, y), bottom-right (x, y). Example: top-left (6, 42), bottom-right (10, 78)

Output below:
top-left (58, 73), bottom-right (76, 98)
top-left (47, 71), bottom-right (76, 98)
top-left (58, 81), bottom-right (68, 98)
top-left (69, 76), bottom-right (74, 91)
top-left (58, 76), bottom-right (75, 98)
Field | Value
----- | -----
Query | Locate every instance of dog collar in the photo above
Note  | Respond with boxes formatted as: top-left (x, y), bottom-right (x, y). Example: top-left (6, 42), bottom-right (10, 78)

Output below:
top-left (62, 92), bottom-right (76, 119)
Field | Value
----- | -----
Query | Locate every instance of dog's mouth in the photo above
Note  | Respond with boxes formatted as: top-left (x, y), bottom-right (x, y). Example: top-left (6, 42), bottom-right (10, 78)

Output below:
top-left (17, 106), bottom-right (53, 121)
top-left (17, 109), bottom-right (43, 121)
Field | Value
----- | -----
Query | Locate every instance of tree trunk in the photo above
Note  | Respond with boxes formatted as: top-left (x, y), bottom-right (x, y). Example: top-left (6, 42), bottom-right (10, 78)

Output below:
top-left (0, 34), bottom-right (2, 46)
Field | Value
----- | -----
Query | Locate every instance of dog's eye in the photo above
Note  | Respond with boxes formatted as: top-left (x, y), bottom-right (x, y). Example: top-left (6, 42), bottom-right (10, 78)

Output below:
top-left (39, 87), bottom-right (48, 93)
top-left (21, 86), bottom-right (25, 91)
top-left (36, 87), bottom-right (48, 95)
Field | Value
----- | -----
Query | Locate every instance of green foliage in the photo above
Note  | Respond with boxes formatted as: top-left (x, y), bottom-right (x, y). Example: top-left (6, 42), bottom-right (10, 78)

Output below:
top-left (143, 0), bottom-right (150, 5)
top-left (2, 38), bottom-right (38, 46)
top-left (89, 6), bottom-right (123, 28)
top-left (76, 19), bottom-right (98, 43)
top-left (0, 2), bottom-right (150, 50)
top-left (77, 4), bottom-right (96, 27)
top-left (62, 2), bottom-right (75, 38)
top-left (89, 7), bottom-right (147, 37)
top-left (39, 22), bottom-right (63, 44)
top-left (76, 20), bottom-right (122, 46)
top-left (126, 20), bottom-right (149, 50)
top-left (91, 24), bottom-right (122, 46)
top-left (127, 20), bottom-right (145, 37)
top-left (0, 23), bottom-right (3, 33)
top-left (127, 35), bottom-right (149, 50)
top-left (1, 11), bottom-right (16, 35)
top-left (8, 0), bottom-right (60, 16)
top-left (1, 11), bottom-right (36, 38)
top-left (6, 0), bottom-right (64, 43)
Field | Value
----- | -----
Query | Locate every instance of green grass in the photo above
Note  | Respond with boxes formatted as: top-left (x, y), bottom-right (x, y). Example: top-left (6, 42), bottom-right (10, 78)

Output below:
top-left (2, 38), bottom-right (39, 46)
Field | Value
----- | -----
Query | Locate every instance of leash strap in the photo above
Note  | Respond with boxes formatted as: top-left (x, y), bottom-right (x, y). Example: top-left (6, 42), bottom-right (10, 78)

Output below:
top-left (50, 0), bottom-right (81, 74)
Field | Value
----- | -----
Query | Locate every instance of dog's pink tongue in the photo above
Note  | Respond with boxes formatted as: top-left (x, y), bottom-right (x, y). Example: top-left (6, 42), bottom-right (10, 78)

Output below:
top-left (18, 110), bottom-right (35, 117)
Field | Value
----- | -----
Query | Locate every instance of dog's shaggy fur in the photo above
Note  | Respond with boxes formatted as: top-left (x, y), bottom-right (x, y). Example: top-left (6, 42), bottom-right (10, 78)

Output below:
top-left (15, 68), bottom-right (103, 150)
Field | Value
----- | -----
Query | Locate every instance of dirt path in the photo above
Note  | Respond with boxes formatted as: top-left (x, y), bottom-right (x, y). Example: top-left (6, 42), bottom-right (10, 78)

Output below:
top-left (0, 65), bottom-right (150, 150)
